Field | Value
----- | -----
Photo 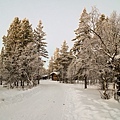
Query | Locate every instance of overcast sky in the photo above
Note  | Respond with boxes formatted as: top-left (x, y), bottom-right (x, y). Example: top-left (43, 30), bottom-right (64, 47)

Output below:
top-left (0, 0), bottom-right (120, 67)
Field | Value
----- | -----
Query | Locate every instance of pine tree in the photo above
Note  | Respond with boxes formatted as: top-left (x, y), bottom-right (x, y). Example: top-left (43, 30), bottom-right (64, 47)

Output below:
top-left (3, 17), bottom-right (21, 55)
top-left (34, 20), bottom-right (48, 58)
top-left (34, 20), bottom-right (48, 83)
top-left (72, 8), bottom-right (91, 57)
top-left (72, 8), bottom-right (92, 88)
top-left (52, 48), bottom-right (60, 71)
top-left (53, 48), bottom-right (60, 60)
top-left (2, 17), bottom-right (22, 88)
top-left (18, 18), bottom-right (34, 87)
top-left (2, 17), bottom-right (35, 88)
top-left (0, 47), bottom-right (5, 85)
top-left (56, 40), bottom-right (73, 83)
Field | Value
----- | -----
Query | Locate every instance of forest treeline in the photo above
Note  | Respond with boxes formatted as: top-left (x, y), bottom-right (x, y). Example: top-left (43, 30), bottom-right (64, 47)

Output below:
top-left (48, 7), bottom-right (120, 96)
top-left (0, 7), bottom-right (120, 96)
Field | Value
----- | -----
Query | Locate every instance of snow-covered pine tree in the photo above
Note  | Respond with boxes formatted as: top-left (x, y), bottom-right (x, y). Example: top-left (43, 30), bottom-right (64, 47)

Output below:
top-left (54, 48), bottom-right (60, 60)
top-left (56, 40), bottom-right (73, 83)
top-left (2, 17), bottom-right (22, 88)
top-left (0, 47), bottom-right (5, 85)
top-left (34, 20), bottom-right (48, 83)
top-left (34, 20), bottom-right (48, 59)
top-left (17, 18), bottom-right (35, 88)
top-left (0, 54), bottom-right (2, 85)
top-left (72, 8), bottom-right (91, 57)
top-left (52, 48), bottom-right (60, 71)
top-left (3, 17), bottom-right (21, 54)
top-left (72, 8), bottom-right (92, 88)
top-left (2, 17), bottom-right (36, 88)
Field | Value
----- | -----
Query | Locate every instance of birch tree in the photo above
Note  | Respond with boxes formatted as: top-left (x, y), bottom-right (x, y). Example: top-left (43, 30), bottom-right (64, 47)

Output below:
top-left (89, 10), bottom-right (120, 91)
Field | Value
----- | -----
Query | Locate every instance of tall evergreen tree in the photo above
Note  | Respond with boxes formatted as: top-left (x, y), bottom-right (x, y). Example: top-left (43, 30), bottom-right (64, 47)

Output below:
top-left (72, 8), bottom-right (91, 57)
top-left (3, 17), bottom-right (21, 55)
top-left (72, 8), bottom-right (92, 88)
top-left (55, 40), bottom-right (73, 83)
top-left (2, 17), bottom-right (35, 88)
top-left (52, 48), bottom-right (60, 71)
top-left (17, 18), bottom-right (34, 87)
top-left (34, 20), bottom-right (48, 83)
top-left (34, 20), bottom-right (48, 58)
top-left (19, 18), bottom-right (33, 47)
top-left (2, 17), bottom-right (22, 87)
top-left (53, 48), bottom-right (60, 60)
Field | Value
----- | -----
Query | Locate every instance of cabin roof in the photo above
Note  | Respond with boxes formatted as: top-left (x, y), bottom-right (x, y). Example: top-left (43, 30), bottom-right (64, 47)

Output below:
top-left (50, 72), bottom-right (60, 75)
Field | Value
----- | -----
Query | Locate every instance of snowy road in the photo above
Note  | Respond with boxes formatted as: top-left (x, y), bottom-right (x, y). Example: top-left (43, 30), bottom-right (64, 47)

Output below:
top-left (0, 80), bottom-right (67, 120)
top-left (0, 80), bottom-right (120, 120)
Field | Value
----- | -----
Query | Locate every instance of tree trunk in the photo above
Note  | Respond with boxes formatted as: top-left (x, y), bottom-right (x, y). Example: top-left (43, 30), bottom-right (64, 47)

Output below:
top-left (14, 82), bottom-right (16, 86)
top-left (84, 74), bottom-right (87, 89)
top-left (21, 80), bottom-right (23, 86)
top-left (22, 81), bottom-right (24, 89)
top-left (38, 80), bottom-right (40, 84)
top-left (0, 80), bottom-right (2, 85)
top-left (16, 81), bottom-right (19, 87)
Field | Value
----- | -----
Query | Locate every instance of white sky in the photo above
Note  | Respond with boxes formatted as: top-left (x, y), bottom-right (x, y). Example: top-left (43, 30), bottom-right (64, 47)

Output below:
top-left (0, 0), bottom-right (120, 67)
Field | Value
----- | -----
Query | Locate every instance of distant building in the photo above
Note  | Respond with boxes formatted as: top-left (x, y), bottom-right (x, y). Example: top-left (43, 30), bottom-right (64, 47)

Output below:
top-left (50, 72), bottom-right (60, 81)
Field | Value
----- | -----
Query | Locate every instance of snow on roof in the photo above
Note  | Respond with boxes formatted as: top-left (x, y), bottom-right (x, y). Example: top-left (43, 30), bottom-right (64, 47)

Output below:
top-left (50, 72), bottom-right (60, 75)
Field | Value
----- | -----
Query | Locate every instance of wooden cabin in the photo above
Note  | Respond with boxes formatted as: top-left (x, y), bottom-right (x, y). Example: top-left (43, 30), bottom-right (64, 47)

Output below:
top-left (50, 72), bottom-right (60, 81)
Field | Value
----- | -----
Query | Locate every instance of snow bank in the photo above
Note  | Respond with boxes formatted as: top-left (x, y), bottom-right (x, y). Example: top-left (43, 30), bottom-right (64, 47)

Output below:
top-left (63, 84), bottom-right (120, 120)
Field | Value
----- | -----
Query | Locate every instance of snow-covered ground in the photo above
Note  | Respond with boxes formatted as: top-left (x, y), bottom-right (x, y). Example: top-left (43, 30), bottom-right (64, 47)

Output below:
top-left (0, 80), bottom-right (120, 120)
